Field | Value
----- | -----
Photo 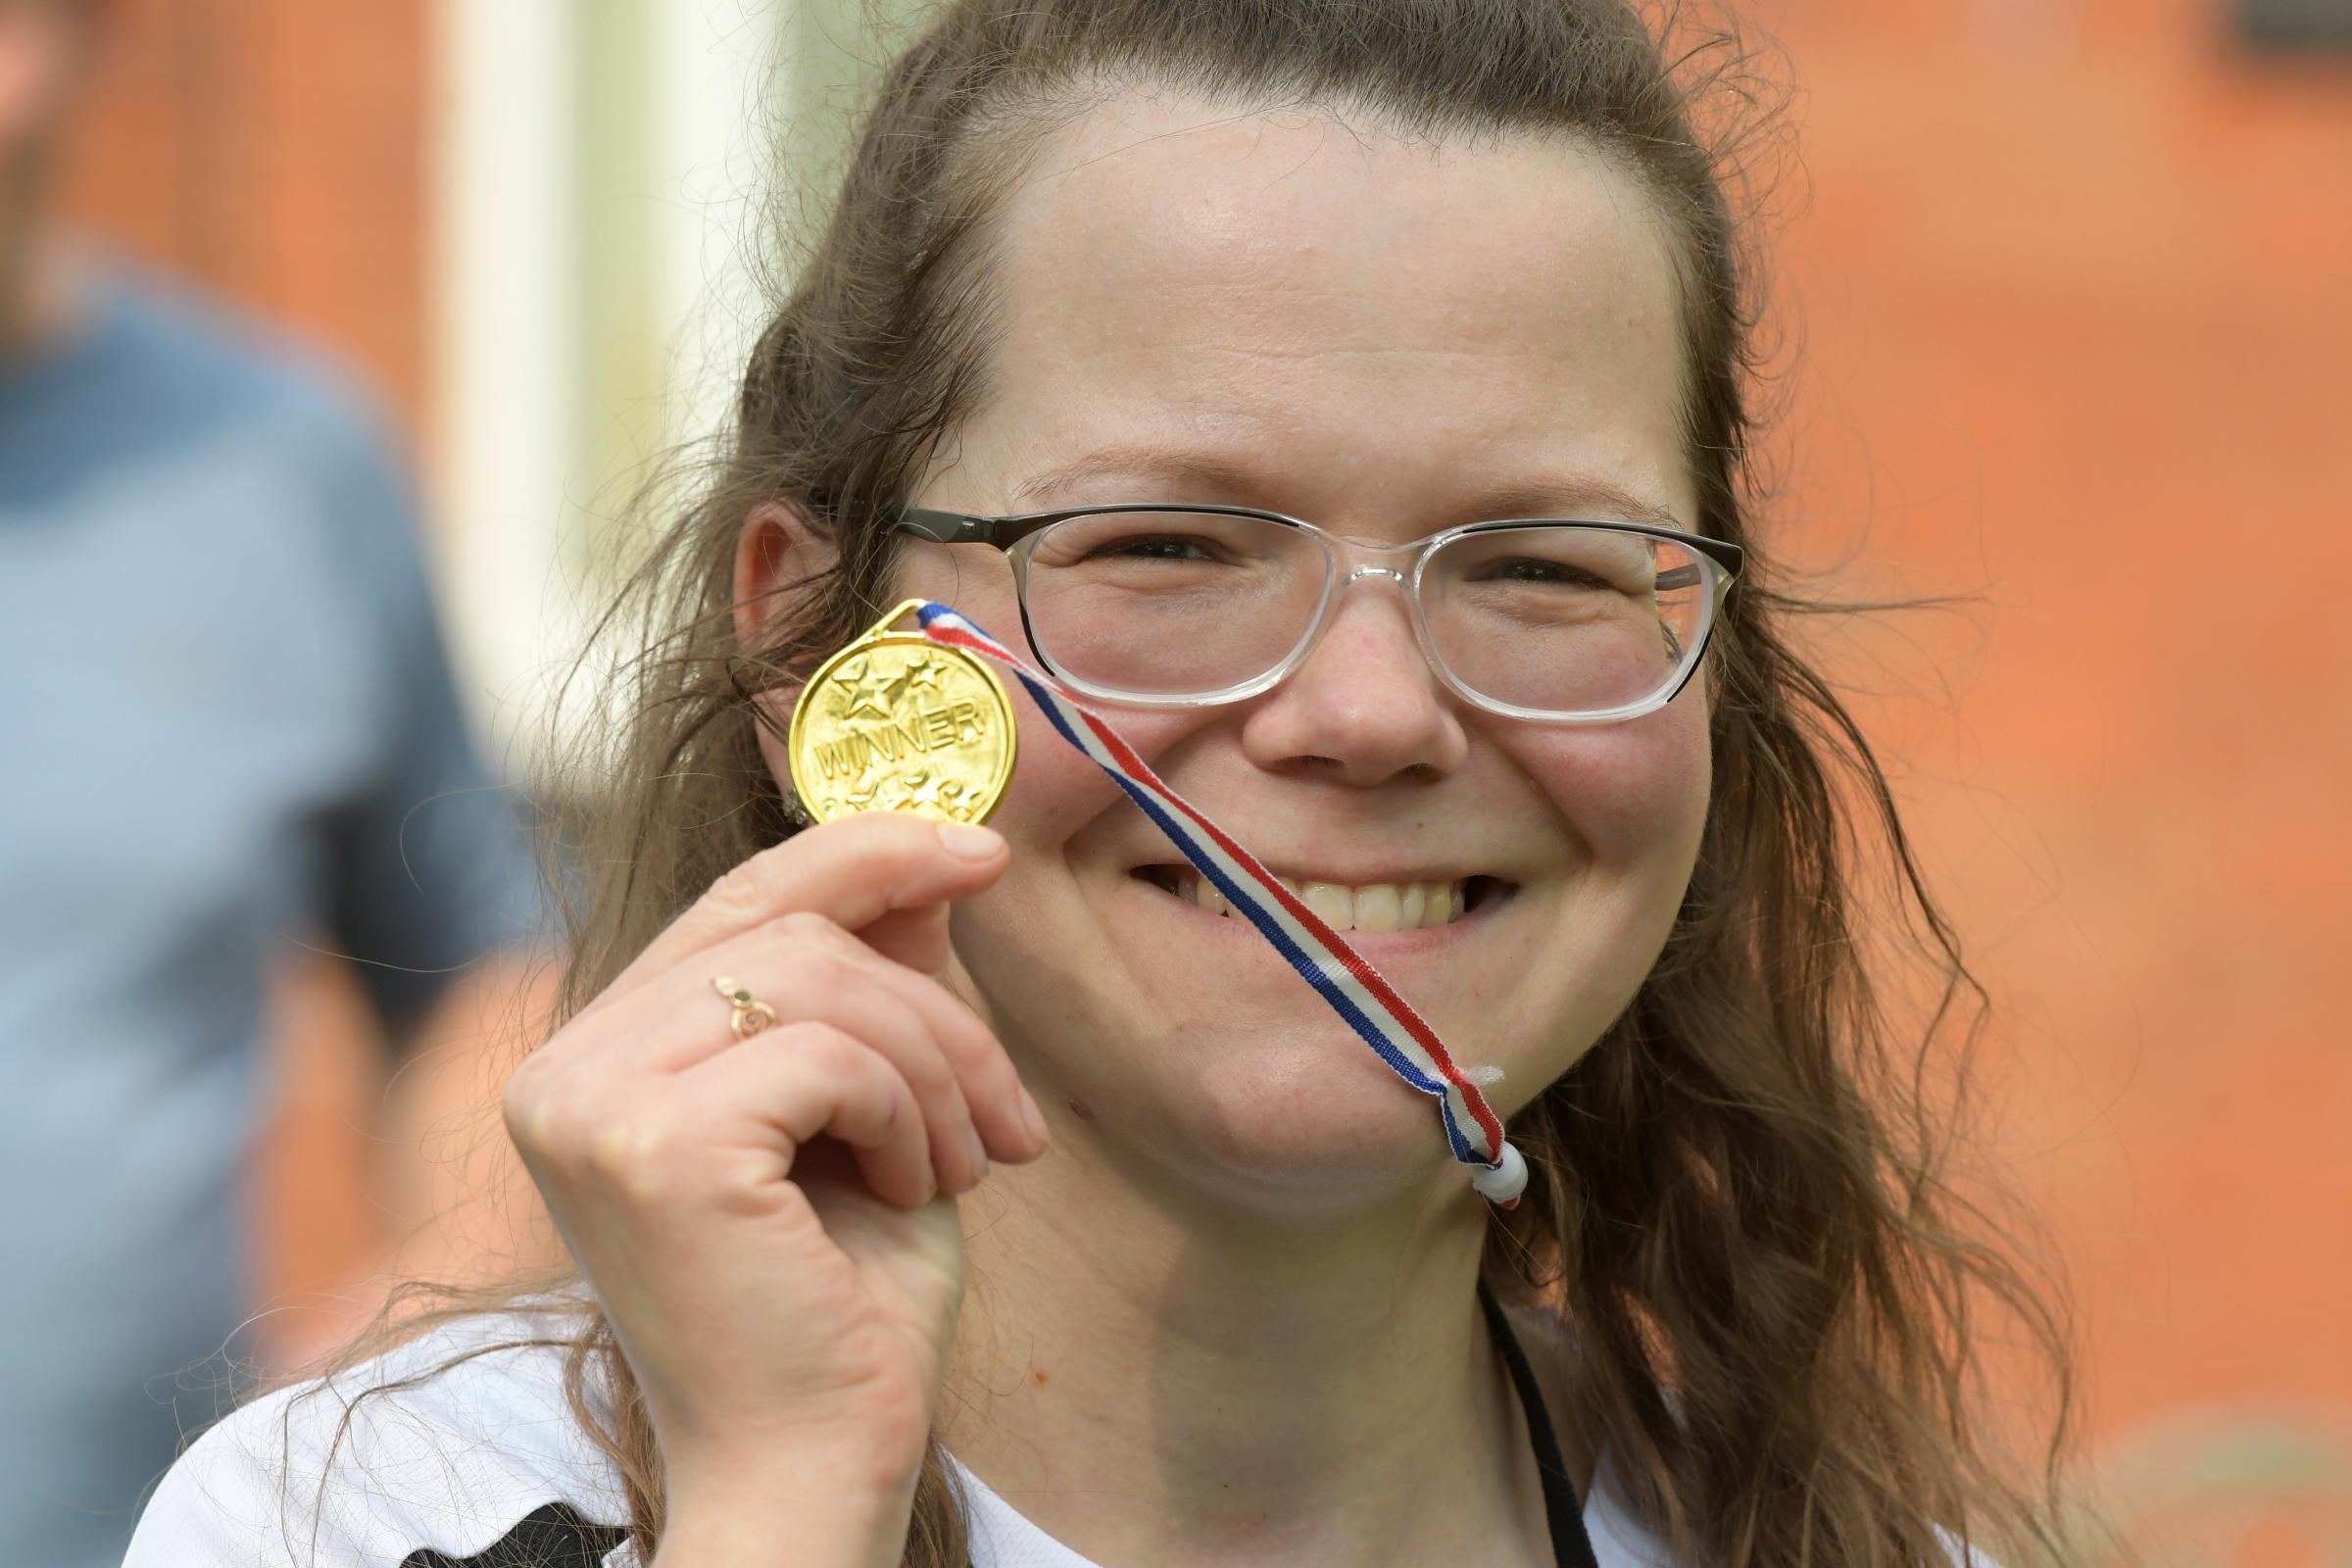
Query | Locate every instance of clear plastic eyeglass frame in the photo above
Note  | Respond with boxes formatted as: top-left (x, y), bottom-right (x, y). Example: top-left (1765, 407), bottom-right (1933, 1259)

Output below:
top-left (891, 501), bottom-right (1745, 724)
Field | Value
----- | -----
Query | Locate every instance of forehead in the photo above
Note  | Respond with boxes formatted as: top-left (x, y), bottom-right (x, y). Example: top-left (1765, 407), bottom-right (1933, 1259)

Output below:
top-left (949, 92), bottom-right (1694, 526)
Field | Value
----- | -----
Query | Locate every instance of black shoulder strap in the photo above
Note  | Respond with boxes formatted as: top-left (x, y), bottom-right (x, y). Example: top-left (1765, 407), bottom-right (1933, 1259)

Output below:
top-left (401, 1501), bottom-right (631, 1568)
top-left (1480, 1279), bottom-right (1604, 1568)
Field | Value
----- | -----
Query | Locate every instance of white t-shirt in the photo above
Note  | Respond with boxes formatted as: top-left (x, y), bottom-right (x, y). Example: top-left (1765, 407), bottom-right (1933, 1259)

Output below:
top-left (122, 1300), bottom-right (1683, 1567)
top-left (949, 1444), bottom-right (1672, 1568)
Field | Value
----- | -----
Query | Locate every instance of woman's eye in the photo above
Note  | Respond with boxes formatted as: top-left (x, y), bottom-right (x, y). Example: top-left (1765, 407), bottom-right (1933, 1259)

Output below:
top-left (1092, 534), bottom-right (1220, 563)
top-left (1480, 558), bottom-right (1610, 588)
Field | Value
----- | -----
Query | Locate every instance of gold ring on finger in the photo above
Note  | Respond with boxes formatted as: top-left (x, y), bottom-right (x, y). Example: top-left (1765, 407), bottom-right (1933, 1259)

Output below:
top-left (711, 975), bottom-right (779, 1040)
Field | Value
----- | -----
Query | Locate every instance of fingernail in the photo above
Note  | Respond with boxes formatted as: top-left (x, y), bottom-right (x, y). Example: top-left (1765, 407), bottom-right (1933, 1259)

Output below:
top-left (936, 822), bottom-right (1004, 860)
top-left (1018, 1087), bottom-right (1050, 1147)
top-left (965, 1128), bottom-right (989, 1182)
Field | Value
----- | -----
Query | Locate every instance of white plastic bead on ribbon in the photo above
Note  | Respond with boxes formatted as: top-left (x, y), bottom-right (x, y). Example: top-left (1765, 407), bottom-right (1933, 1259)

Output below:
top-left (1468, 1141), bottom-right (1529, 1205)
top-left (913, 602), bottom-right (1529, 1209)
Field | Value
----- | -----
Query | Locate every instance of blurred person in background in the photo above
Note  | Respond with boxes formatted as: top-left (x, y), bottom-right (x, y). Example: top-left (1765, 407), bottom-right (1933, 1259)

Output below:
top-left (0, 2), bottom-right (548, 1565)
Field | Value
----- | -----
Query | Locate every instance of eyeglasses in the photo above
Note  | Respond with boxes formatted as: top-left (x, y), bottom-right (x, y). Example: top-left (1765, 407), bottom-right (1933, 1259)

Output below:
top-left (891, 502), bottom-right (1743, 723)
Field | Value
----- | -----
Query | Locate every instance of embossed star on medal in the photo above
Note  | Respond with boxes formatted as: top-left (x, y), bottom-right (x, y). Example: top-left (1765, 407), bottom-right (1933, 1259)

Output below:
top-left (786, 599), bottom-right (1018, 826)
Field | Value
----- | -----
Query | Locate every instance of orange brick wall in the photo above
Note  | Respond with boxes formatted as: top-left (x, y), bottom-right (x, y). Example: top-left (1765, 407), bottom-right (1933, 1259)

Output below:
top-left (1767, 0), bottom-right (2352, 1443)
top-left (60, 0), bottom-right (428, 427)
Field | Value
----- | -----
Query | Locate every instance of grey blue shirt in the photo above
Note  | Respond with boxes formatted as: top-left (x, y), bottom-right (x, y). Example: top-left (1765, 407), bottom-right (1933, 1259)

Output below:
top-left (0, 263), bottom-right (543, 1568)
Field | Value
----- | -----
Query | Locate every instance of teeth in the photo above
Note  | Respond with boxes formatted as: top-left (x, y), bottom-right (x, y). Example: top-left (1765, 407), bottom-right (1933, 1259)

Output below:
top-left (1302, 882), bottom-right (1351, 927)
top-left (1353, 884), bottom-right (1401, 933)
top-left (1167, 871), bottom-right (1473, 930)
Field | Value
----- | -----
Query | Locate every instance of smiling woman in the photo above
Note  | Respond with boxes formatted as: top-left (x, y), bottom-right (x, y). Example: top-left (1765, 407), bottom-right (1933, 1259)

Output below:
top-left (126, 3), bottom-right (2083, 1567)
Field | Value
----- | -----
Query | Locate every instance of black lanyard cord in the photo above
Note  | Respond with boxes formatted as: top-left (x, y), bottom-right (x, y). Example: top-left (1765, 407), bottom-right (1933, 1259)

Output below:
top-left (1481, 1278), bottom-right (1605, 1568)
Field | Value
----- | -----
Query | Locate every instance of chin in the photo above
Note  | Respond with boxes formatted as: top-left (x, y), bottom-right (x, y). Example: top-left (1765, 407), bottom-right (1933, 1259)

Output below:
top-left (1110, 1050), bottom-right (1474, 1215)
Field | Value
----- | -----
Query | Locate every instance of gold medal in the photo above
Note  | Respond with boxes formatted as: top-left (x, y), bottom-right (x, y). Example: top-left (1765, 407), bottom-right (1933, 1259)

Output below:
top-left (786, 599), bottom-right (1018, 826)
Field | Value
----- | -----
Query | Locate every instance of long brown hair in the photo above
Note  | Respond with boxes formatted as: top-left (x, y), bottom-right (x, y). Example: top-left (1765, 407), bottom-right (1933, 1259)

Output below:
top-left (307, 3), bottom-right (2090, 1563)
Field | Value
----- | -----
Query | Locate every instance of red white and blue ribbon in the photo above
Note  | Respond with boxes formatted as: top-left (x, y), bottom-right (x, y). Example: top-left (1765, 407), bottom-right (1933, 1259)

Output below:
top-left (914, 602), bottom-right (1528, 1208)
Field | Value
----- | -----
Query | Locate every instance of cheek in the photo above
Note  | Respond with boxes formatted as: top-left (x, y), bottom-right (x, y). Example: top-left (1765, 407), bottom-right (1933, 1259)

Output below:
top-left (983, 688), bottom-right (1221, 865)
top-left (1518, 694), bottom-right (1711, 870)
top-left (991, 702), bottom-right (1126, 853)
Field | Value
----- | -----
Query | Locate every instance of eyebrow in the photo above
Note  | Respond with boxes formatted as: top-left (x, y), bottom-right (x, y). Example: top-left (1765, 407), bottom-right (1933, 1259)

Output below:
top-left (1010, 442), bottom-right (1686, 529)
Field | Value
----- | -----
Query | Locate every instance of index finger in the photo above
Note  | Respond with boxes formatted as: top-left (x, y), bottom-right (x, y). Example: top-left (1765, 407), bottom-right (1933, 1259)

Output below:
top-left (595, 813), bottom-right (1007, 1012)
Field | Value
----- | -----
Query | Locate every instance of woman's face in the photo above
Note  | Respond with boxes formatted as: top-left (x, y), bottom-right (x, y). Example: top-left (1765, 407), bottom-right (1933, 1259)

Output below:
top-left (765, 95), bottom-right (1711, 1210)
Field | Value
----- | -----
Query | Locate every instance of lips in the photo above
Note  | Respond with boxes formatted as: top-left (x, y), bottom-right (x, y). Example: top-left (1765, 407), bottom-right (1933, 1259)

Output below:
top-left (1130, 866), bottom-right (1510, 931)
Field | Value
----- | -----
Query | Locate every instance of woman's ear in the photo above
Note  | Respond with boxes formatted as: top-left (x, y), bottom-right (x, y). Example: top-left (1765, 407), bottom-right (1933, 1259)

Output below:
top-left (732, 501), bottom-right (835, 651)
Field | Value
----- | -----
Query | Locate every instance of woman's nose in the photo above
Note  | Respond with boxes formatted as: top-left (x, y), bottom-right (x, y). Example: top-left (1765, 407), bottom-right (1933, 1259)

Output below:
top-left (1238, 579), bottom-right (1469, 787)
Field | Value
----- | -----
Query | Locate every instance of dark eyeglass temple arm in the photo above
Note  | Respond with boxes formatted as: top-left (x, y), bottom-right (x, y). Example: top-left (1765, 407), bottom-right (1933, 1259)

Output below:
top-left (896, 507), bottom-right (1000, 544)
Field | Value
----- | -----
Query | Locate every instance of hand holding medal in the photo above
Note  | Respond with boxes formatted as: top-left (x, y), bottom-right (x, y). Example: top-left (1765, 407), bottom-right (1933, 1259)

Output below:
top-left (786, 599), bottom-right (1529, 1207)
